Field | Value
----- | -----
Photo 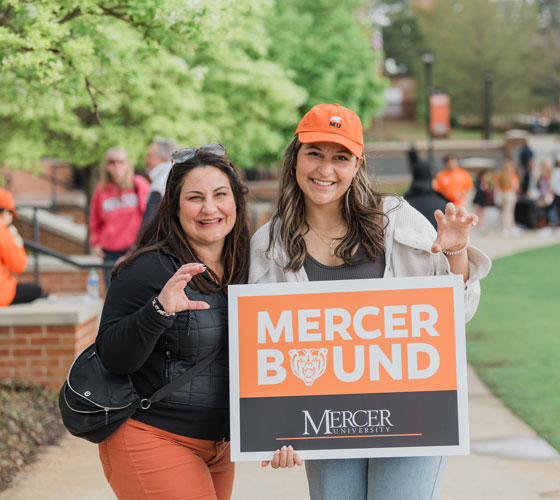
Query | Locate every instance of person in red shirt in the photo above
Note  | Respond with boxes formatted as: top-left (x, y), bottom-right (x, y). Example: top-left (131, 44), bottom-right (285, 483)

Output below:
top-left (0, 189), bottom-right (43, 307)
top-left (89, 147), bottom-right (150, 287)
top-left (433, 154), bottom-right (474, 207)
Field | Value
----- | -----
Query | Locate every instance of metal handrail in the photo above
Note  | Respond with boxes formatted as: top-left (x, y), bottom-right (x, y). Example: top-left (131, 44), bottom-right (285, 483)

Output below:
top-left (18, 204), bottom-right (90, 255)
top-left (17, 203), bottom-right (88, 214)
top-left (23, 240), bottom-right (112, 285)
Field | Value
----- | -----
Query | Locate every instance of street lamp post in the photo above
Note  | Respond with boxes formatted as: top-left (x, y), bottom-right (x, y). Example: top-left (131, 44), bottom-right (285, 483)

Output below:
top-left (483, 71), bottom-right (493, 140)
top-left (421, 49), bottom-right (435, 168)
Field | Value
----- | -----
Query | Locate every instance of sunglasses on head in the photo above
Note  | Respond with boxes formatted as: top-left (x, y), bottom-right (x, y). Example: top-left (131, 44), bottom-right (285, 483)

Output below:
top-left (171, 143), bottom-right (226, 165)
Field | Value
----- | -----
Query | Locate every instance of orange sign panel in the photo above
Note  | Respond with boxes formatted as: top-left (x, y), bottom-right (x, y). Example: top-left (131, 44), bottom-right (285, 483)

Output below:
top-left (238, 287), bottom-right (457, 398)
top-left (228, 275), bottom-right (469, 461)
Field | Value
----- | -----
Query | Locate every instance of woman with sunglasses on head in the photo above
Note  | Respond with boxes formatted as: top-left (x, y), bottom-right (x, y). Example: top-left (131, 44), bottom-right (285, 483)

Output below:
top-left (95, 144), bottom-right (249, 500)
top-left (250, 104), bottom-right (491, 499)
top-left (89, 147), bottom-right (150, 288)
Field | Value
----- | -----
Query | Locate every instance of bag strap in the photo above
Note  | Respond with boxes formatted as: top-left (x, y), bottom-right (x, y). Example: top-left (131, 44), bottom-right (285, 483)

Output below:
top-left (140, 340), bottom-right (224, 409)
top-left (137, 254), bottom-right (224, 410)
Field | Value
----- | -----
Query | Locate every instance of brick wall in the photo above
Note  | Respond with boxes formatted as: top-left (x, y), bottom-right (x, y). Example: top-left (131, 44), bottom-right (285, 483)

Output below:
top-left (18, 269), bottom-right (106, 297)
top-left (55, 207), bottom-right (88, 225)
top-left (0, 316), bottom-right (98, 390)
top-left (15, 218), bottom-right (86, 255)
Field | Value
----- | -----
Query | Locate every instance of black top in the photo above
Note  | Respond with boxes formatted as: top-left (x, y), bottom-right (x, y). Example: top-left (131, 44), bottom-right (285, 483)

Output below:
top-left (96, 249), bottom-right (230, 441)
top-left (304, 246), bottom-right (385, 281)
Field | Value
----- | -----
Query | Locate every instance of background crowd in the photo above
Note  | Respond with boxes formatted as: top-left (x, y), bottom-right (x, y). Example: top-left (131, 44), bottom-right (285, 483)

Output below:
top-left (405, 140), bottom-right (560, 239)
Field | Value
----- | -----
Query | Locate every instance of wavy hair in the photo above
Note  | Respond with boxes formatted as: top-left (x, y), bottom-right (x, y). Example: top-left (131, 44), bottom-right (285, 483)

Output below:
top-left (118, 150), bottom-right (250, 293)
top-left (268, 137), bottom-right (390, 272)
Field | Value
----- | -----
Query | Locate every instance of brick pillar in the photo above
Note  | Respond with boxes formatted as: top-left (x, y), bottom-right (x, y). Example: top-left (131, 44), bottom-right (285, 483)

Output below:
top-left (0, 298), bottom-right (102, 389)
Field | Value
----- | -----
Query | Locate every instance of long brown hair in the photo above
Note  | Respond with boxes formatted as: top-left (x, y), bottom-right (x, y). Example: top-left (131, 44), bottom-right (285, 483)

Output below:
top-left (497, 159), bottom-right (516, 190)
top-left (268, 137), bottom-right (389, 272)
top-left (118, 150), bottom-right (250, 293)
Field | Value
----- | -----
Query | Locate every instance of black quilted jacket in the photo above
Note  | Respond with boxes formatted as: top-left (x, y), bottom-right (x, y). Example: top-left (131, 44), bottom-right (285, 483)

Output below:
top-left (96, 249), bottom-right (230, 441)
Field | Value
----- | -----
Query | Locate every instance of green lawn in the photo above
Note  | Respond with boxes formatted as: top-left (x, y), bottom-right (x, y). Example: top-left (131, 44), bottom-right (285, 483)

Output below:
top-left (467, 244), bottom-right (560, 451)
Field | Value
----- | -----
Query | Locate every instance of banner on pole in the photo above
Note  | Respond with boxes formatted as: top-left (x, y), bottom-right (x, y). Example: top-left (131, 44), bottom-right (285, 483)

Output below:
top-left (228, 275), bottom-right (469, 461)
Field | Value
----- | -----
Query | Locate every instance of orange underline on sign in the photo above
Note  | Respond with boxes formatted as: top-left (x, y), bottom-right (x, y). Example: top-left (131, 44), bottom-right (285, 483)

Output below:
top-left (275, 433), bottom-right (422, 440)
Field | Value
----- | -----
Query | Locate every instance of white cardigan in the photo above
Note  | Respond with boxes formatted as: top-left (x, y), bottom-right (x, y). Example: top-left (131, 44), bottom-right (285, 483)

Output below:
top-left (249, 196), bottom-right (491, 323)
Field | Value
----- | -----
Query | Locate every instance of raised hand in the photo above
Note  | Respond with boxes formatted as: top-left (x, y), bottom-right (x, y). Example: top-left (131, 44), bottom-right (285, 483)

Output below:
top-left (431, 202), bottom-right (478, 254)
top-left (157, 263), bottom-right (210, 313)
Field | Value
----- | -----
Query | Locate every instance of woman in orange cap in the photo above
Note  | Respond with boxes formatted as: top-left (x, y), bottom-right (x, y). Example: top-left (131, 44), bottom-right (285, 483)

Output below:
top-left (0, 188), bottom-right (43, 306)
top-left (249, 104), bottom-right (491, 499)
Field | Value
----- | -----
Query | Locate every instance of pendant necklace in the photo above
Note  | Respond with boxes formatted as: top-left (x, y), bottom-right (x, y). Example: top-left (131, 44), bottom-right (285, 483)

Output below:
top-left (308, 224), bottom-right (345, 256)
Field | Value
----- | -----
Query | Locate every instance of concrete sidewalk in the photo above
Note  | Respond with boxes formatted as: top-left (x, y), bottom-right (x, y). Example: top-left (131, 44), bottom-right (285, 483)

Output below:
top-left (1, 228), bottom-right (559, 500)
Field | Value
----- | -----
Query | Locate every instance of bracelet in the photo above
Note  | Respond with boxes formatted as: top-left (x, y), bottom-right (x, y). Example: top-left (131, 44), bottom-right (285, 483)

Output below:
top-left (442, 238), bottom-right (469, 256)
top-left (152, 296), bottom-right (176, 318)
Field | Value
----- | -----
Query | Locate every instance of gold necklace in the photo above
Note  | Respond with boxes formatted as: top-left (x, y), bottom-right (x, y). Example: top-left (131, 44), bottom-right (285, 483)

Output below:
top-left (308, 224), bottom-right (345, 256)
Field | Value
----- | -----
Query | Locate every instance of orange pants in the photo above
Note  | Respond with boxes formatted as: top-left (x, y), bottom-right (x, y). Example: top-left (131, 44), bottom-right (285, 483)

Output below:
top-left (98, 418), bottom-right (234, 500)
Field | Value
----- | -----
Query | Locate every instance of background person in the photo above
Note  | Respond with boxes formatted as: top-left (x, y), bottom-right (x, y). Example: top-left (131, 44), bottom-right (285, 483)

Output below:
top-left (550, 153), bottom-right (560, 226)
top-left (472, 169), bottom-right (492, 230)
top-left (249, 103), bottom-right (491, 500)
top-left (139, 138), bottom-right (178, 237)
top-left (95, 145), bottom-right (250, 500)
top-left (536, 159), bottom-right (558, 228)
top-left (89, 147), bottom-right (150, 287)
top-left (0, 188), bottom-right (43, 306)
top-left (403, 159), bottom-right (448, 229)
top-left (494, 159), bottom-right (520, 236)
top-left (518, 139), bottom-right (534, 195)
top-left (433, 154), bottom-right (474, 207)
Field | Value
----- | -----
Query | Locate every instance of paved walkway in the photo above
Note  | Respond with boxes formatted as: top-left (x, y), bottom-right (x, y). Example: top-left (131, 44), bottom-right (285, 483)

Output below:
top-left (1, 227), bottom-right (560, 500)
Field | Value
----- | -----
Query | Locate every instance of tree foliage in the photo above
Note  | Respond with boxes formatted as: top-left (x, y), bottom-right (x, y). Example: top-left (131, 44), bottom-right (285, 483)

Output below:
top-left (531, 0), bottom-right (560, 107)
top-left (0, 0), bottom-right (306, 170)
top-left (414, 0), bottom-right (539, 120)
top-left (379, 0), bottom-right (424, 77)
top-left (264, 0), bottom-right (386, 132)
top-left (0, 0), bottom-right (386, 172)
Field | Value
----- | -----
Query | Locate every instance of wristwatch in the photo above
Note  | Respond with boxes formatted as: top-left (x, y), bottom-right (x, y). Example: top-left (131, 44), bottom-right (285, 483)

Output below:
top-left (152, 296), bottom-right (176, 318)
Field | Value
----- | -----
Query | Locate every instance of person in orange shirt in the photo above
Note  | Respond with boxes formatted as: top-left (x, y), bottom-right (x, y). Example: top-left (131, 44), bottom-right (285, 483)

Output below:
top-left (0, 189), bottom-right (43, 307)
top-left (433, 154), bottom-right (474, 207)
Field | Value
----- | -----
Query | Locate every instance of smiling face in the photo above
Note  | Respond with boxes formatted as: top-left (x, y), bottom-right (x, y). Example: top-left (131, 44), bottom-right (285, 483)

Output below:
top-left (295, 142), bottom-right (361, 212)
top-left (177, 166), bottom-right (236, 252)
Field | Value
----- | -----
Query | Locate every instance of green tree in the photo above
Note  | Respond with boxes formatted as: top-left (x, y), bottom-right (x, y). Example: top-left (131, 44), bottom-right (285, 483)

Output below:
top-left (264, 0), bottom-right (386, 132)
top-left (415, 0), bottom-right (539, 120)
top-left (531, 0), bottom-right (560, 109)
top-left (0, 0), bottom-right (306, 171)
top-left (379, 0), bottom-right (424, 77)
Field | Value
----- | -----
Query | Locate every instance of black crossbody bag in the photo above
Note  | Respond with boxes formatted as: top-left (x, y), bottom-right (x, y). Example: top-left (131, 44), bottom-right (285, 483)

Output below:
top-left (58, 255), bottom-right (223, 443)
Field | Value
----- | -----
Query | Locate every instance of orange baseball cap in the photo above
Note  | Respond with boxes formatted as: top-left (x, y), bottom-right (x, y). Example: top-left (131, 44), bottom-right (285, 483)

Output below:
top-left (294, 103), bottom-right (364, 158)
top-left (0, 188), bottom-right (18, 217)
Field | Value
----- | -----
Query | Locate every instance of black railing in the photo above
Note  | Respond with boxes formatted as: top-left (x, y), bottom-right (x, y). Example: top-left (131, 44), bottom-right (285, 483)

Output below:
top-left (23, 239), bottom-right (112, 285)
top-left (18, 204), bottom-right (90, 254)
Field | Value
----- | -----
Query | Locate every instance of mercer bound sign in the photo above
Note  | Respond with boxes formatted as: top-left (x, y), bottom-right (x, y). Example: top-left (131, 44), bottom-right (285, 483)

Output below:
top-left (228, 275), bottom-right (469, 461)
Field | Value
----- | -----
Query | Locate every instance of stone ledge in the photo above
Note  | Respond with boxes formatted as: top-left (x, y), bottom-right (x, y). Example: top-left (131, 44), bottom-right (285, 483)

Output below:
top-left (23, 254), bottom-right (102, 272)
top-left (18, 207), bottom-right (87, 244)
top-left (0, 296), bottom-right (102, 326)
